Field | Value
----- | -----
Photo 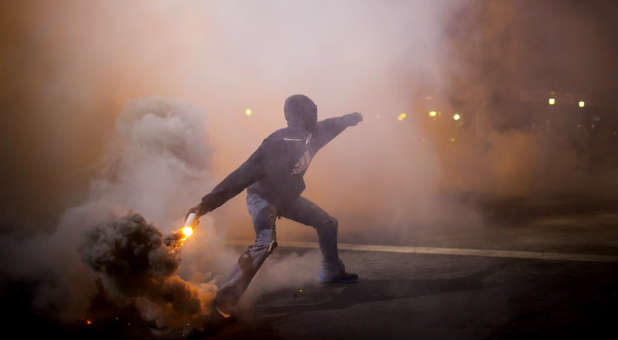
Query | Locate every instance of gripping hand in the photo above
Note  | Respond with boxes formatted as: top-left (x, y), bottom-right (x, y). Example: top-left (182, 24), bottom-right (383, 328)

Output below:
top-left (185, 203), bottom-right (207, 220)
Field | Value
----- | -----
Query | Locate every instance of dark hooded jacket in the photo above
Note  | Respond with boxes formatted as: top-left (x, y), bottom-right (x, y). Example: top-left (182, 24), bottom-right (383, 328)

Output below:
top-left (199, 113), bottom-right (359, 212)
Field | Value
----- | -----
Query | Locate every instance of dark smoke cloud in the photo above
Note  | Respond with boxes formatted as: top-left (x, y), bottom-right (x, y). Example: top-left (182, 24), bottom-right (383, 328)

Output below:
top-left (80, 213), bottom-right (215, 332)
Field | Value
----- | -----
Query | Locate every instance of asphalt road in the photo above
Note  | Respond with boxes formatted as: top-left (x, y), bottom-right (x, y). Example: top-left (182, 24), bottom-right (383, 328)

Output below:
top-left (210, 247), bottom-right (616, 339)
top-left (206, 209), bottom-right (616, 339)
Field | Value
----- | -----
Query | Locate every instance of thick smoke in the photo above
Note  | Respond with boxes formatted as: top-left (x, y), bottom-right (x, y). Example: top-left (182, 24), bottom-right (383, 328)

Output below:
top-left (0, 98), bottom-right (224, 334)
top-left (0, 1), bottom-right (615, 331)
top-left (79, 213), bottom-right (215, 331)
top-left (2, 1), bottom-right (614, 242)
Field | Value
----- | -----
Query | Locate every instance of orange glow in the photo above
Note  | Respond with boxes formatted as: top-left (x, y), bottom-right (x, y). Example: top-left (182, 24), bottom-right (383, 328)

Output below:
top-left (181, 226), bottom-right (193, 238)
top-left (86, 320), bottom-right (92, 325)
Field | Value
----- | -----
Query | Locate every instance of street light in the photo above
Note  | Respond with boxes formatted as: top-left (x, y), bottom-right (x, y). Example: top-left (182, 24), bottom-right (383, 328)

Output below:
top-left (548, 97), bottom-right (556, 105)
top-left (245, 108), bottom-right (253, 116)
top-left (397, 113), bottom-right (407, 121)
top-left (453, 113), bottom-right (461, 121)
top-left (578, 100), bottom-right (585, 108)
top-left (428, 110), bottom-right (437, 117)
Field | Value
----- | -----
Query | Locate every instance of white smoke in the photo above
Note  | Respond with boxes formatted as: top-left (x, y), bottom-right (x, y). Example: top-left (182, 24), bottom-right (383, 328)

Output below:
top-left (0, 98), bottom-right (220, 332)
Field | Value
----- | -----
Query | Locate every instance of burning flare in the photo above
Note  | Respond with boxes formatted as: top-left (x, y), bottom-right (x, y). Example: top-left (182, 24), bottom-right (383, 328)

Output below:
top-left (165, 213), bottom-right (198, 249)
top-left (181, 226), bottom-right (193, 238)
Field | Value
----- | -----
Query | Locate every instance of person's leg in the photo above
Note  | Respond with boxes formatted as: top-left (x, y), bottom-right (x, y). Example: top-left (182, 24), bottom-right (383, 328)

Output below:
top-left (280, 196), bottom-right (354, 282)
top-left (215, 192), bottom-right (278, 314)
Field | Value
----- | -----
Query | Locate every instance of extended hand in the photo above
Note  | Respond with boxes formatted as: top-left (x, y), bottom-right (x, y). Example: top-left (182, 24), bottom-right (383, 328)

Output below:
top-left (346, 112), bottom-right (363, 126)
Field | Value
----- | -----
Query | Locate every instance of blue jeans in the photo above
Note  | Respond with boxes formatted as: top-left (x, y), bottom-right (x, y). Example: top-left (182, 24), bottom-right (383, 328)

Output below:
top-left (215, 192), bottom-right (345, 310)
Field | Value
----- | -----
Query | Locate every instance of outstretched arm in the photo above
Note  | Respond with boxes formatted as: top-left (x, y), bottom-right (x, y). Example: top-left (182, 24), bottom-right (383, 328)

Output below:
top-left (188, 145), bottom-right (266, 217)
top-left (310, 112), bottom-right (363, 154)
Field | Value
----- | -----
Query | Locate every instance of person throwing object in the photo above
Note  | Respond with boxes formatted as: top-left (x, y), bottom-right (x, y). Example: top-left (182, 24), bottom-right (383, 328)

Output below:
top-left (186, 94), bottom-right (363, 317)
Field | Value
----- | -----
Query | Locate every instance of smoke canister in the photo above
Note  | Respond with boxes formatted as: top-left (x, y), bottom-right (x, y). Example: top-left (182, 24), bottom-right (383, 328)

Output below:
top-left (184, 213), bottom-right (197, 228)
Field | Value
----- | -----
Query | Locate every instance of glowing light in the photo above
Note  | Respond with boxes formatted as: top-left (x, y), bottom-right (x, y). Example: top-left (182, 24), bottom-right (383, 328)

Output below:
top-left (245, 108), bottom-right (252, 116)
top-left (548, 97), bottom-right (556, 105)
top-left (428, 110), bottom-right (437, 117)
top-left (449, 137), bottom-right (456, 143)
top-left (453, 113), bottom-right (461, 121)
top-left (86, 320), bottom-right (92, 325)
top-left (397, 113), bottom-right (407, 121)
top-left (181, 226), bottom-right (193, 238)
top-left (294, 288), bottom-right (304, 297)
top-left (578, 100), bottom-right (585, 108)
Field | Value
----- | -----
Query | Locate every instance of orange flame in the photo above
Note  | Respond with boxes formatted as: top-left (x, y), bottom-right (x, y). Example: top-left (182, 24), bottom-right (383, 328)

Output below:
top-left (181, 226), bottom-right (193, 239)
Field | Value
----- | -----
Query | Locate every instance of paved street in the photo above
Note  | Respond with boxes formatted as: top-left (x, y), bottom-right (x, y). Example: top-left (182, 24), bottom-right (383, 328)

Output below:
top-left (212, 247), bottom-right (615, 339)
top-left (209, 210), bottom-right (616, 339)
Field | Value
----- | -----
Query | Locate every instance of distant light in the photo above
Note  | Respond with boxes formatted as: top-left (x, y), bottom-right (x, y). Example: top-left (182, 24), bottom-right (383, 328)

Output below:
top-left (428, 110), bottom-right (437, 117)
top-left (578, 100), bottom-right (585, 108)
top-left (397, 113), bottom-right (407, 121)
top-left (425, 96), bottom-right (433, 100)
top-left (245, 108), bottom-right (252, 116)
top-left (548, 97), bottom-right (556, 105)
top-left (453, 113), bottom-right (461, 121)
top-left (449, 137), bottom-right (456, 143)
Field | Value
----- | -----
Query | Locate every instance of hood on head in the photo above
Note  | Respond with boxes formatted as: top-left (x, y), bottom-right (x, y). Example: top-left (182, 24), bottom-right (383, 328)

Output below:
top-left (284, 94), bottom-right (317, 132)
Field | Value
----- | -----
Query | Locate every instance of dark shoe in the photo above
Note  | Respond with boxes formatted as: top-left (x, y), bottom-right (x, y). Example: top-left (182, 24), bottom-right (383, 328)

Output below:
top-left (319, 271), bottom-right (359, 284)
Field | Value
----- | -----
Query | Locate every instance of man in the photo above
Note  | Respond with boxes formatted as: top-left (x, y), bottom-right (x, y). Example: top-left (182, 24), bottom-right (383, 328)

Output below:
top-left (186, 94), bottom-right (363, 317)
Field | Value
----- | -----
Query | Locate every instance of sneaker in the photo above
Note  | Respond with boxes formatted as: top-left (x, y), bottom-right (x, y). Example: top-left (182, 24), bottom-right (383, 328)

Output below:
top-left (319, 271), bottom-right (359, 284)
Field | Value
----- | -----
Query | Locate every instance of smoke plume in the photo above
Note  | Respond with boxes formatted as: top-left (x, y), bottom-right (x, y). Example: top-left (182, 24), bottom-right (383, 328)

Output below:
top-left (0, 98), bottom-right (223, 335)
top-left (79, 213), bottom-right (215, 331)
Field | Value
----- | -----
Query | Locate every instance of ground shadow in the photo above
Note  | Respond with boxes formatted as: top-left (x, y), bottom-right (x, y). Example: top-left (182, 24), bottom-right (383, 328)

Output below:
top-left (252, 264), bottom-right (504, 318)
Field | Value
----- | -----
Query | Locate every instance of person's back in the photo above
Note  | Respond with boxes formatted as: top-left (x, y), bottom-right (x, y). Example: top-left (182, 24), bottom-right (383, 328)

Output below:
top-left (246, 126), bottom-right (312, 208)
top-left (186, 94), bottom-right (363, 318)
